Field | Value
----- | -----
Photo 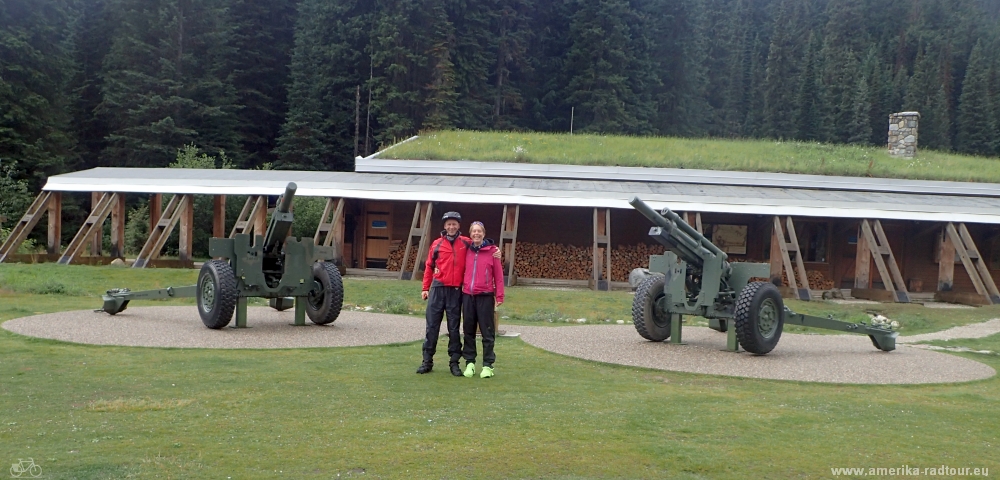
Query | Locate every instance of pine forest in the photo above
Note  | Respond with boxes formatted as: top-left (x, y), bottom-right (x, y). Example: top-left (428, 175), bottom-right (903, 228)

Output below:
top-left (2, 0), bottom-right (1000, 200)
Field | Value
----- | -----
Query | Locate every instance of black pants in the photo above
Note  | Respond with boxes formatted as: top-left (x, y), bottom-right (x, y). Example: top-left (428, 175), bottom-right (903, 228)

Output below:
top-left (462, 294), bottom-right (496, 367)
top-left (423, 286), bottom-right (463, 364)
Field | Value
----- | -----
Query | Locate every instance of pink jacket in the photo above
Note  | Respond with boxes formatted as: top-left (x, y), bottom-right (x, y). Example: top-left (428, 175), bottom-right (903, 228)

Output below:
top-left (463, 240), bottom-right (505, 303)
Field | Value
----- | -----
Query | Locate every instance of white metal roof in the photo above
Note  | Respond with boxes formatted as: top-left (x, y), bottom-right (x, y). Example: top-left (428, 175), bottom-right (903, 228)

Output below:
top-left (42, 167), bottom-right (1000, 224)
top-left (359, 158), bottom-right (1000, 197)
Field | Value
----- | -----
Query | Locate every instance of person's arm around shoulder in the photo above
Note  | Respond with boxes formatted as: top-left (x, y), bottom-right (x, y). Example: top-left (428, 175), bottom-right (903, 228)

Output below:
top-left (492, 247), bottom-right (505, 306)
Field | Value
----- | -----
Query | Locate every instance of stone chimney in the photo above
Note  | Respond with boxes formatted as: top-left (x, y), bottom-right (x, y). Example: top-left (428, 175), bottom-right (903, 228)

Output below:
top-left (888, 112), bottom-right (919, 158)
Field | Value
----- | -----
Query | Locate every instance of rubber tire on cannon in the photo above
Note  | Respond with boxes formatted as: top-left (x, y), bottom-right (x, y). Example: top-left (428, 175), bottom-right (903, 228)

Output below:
top-left (632, 274), bottom-right (672, 341)
top-left (198, 260), bottom-right (238, 329)
top-left (734, 281), bottom-right (784, 354)
top-left (306, 261), bottom-right (344, 325)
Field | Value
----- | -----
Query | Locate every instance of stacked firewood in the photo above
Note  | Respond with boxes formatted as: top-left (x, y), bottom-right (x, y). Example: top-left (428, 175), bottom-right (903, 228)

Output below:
top-left (610, 243), bottom-right (666, 281)
top-left (386, 245), bottom-right (420, 272)
top-left (387, 242), bottom-right (766, 284)
top-left (513, 242), bottom-right (593, 280)
top-left (777, 269), bottom-right (836, 290)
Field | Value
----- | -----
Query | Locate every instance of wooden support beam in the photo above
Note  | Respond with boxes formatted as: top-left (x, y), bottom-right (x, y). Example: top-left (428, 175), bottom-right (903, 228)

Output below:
top-left (0, 191), bottom-right (53, 263)
top-left (90, 192), bottom-right (102, 256)
top-left (47, 192), bottom-right (61, 254)
top-left (410, 203), bottom-right (434, 281)
top-left (254, 197), bottom-right (267, 239)
top-left (936, 222), bottom-right (1000, 305)
top-left (178, 194), bottom-right (194, 263)
top-left (149, 194), bottom-right (162, 234)
top-left (398, 202), bottom-right (433, 281)
top-left (59, 193), bottom-right (119, 265)
top-left (771, 216), bottom-right (811, 300)
top-left (854, 222), bottom-right (871, 289)
top-left (110, 193), bottom-right (125, 258)
top-left (213, 195), bottom-right (226, 238)
top-left (956, 223), bottom-right (1000, 303)
top-left (592, 208), bottom-right (611, 291)
top-left (314, 198), bottom-right (346, 265)
top-left (133, 194), bottom-right (191, 268)
top-left (499, 205), bottom-right (520, 286)
top-left (937, 227), bottom-right (956, 292)
top-left (855, 219), bottom-right (909, 303)
top-left (230, 195), bottom-right (265, 237)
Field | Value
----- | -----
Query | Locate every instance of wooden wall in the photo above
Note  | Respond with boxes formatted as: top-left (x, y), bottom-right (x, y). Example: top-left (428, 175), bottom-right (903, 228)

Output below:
top-left (356, 199), bottom-right (1000, 295)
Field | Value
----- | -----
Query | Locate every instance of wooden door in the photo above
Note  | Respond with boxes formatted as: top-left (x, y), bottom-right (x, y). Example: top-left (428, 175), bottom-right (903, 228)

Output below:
top-left (364, 202), bottom-right (392, 268)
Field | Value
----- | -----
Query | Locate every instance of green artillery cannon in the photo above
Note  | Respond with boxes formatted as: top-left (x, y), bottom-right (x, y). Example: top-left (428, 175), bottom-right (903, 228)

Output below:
top-left (100, 182), bottom-right (344, 329)
top-left (629, 196), bottom-right (896, 354)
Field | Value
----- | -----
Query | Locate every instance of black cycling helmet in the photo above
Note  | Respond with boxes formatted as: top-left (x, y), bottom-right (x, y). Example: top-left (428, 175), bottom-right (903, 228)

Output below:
top-left (441, 211), bottom-right (462, 223)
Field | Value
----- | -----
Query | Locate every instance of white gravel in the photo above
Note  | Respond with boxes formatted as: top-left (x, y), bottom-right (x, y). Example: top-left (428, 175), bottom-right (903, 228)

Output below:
top-left (898, 318), bottom-right (1000, 343)
top-left (513, 324), bottom-right (995, 385)
top-left (3, 307), bottom-right (995, 385)
top-left (2, 307), bottom-right (426, 349)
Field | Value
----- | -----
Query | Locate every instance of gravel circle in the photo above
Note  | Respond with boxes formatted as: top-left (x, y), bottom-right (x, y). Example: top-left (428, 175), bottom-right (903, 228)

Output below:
top-left (514, 324), bottom-right (995, 385)
top-left (2, 306), bottom-right (426, 349)
top-left (3, 308), bottom-right (995, 384)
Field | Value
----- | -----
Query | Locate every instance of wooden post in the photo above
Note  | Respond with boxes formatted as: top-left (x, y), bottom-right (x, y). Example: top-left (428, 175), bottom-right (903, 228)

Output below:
top-left (499, 205), bottom-right (520, 286)
top-left (937, 227), bottom-right (955, 292)
top-left (769, 224), bottom-right (783, 285)
top-left (90, 192), bottom-right (102, 256)
top-left (110, 194), bottom-right (126, 258)
top-left (178, 195), bottom-right (194, 263)
top-left (47, 192), bottom-right (62, 254)
top-left (592, 208), bottom-right (611, 291)
top-left (213, 195), bottom-right (226, 238)
top-left (150, 193), bottom-right (162, 236)
top-left (254, 199), bottom-right (267, 241)
top-left (854, 223), bottom-right (871, 289)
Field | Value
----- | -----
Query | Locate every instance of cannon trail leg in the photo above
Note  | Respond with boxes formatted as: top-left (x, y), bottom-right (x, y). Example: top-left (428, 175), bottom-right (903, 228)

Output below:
top-left (234, 297), bottom-right (248, 328)
top-left (293, 297), bottom-right (306, 326)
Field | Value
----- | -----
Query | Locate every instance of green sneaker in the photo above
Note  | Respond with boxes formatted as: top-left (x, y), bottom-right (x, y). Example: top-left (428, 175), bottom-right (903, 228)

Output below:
top-left (480, 366), bottom-right (494, 378)
top-left (463, 362), bottom-right (476, 378)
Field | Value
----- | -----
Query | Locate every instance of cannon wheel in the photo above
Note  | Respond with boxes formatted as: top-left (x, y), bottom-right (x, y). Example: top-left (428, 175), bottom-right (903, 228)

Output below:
top-left (734, 281), bottom-right (784, 354)
top-left (198, 260), bottom-right (238, 329)
top-left (632, 274), bottom-right (671, 341)
top-left (306, 262), bottom-right (344, 325)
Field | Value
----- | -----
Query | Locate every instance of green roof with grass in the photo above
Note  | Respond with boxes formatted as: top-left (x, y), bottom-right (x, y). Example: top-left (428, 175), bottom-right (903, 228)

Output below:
top-left (376, 130), bottom-right (1000, 184)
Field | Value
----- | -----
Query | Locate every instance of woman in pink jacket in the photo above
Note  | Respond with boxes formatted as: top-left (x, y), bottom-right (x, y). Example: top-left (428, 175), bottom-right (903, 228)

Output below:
top-left (461, 221), bottom-right (505, 378)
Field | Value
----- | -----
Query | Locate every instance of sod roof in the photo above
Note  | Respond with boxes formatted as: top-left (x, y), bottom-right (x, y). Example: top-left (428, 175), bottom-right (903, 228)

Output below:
top-left (372, 130), bottom-right (1000, 184)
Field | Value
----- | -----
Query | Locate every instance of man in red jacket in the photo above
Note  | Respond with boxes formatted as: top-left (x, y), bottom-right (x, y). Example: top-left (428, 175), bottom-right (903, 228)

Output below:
top-left (419, 211), bottom-right (470, 375)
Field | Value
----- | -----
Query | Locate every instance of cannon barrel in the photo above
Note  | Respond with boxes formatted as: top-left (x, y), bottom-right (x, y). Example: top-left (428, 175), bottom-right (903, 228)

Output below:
top-left (263, 182), bottom-right (297, 253)
top-left (629, 196), bottom-right (728, 266)
top-left (276, 182), bottom-right (297, 214)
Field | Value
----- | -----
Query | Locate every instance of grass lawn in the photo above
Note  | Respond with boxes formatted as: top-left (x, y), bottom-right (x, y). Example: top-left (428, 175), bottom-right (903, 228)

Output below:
top-left (378, 130), bottom-right (1000, 183)
top-left (1, 264), bottom-right (999, 479)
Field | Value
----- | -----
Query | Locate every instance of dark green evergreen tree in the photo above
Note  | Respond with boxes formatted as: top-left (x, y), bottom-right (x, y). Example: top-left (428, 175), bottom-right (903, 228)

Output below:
top-left (761, 0), bottom-right (805, 139)
top-left (820, 0), bottom-right (868, 143)
top-left (422, 1), bottom-right (458, 131)
top-left (562, 0), bottom-right (651, 134)
top-left (226, 0), bottom-right (298, 168)
top-left (795, 31), bottom-right (825, 141)
top-left (276, 0), bottom-right (374, 170)
top-left (489, 0), bottom-right (534, 129)
top-left (846, 75), bottom-right (872, 144)
top-left (69, 0), bottom-right (113, 171)
top-left (0, 0), bottom-right (76, 188)
top-left (97, 0), bottom-right (241, 168)
top-left (955, 40), bottom-right (997, 156)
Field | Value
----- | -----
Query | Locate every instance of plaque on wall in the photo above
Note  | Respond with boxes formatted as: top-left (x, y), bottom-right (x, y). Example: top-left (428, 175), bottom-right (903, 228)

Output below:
top-left (712, 224), bottom-right (748, 255)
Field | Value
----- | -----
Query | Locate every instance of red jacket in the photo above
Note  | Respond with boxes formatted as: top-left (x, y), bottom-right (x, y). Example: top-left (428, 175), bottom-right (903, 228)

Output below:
top-left (422, 233), bottom-right (471, 290)
top-left (463, 240), bottom-right (505, 303)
